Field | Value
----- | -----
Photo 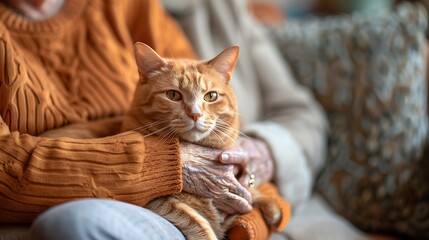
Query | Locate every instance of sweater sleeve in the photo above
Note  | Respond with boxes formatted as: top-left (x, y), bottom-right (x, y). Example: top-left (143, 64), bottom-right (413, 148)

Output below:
top-left (0, 1), bottom-right (183, 224)
top-left (0, 116), bottom-right (182, 223)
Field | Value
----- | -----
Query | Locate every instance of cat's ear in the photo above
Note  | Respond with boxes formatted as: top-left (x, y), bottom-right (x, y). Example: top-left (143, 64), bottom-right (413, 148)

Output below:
top-left (134, 42), bottom-right (167, 74)
top-left (207, 46), bottom-right (239, 82)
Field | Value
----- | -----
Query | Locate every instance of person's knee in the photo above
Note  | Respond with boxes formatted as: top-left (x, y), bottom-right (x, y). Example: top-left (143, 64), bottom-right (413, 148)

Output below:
top-left (30, 198), bottom-right (185, 240)
top-left (30, 199), bottom-right (114, 240)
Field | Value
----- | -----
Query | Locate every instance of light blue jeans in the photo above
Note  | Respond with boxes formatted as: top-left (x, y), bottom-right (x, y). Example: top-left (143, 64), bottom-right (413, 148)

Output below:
top-left (30, 199), bottom-right (185, 240)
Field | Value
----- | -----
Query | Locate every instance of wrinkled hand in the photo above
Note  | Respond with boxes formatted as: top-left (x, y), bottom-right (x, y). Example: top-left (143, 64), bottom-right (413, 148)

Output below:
top-left (219, 136), bottom-right (274, 189)
top-left (180, 141), bottom-right (252, 214)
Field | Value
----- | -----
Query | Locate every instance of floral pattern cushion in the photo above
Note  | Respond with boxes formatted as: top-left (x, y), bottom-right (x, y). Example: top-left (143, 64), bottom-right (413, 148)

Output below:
top-left (272, 3), bottom-right (429, 238)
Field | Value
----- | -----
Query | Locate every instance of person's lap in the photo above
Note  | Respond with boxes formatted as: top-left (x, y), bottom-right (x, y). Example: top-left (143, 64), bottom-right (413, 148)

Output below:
top-left (30, 198), bottom-right (185, 240)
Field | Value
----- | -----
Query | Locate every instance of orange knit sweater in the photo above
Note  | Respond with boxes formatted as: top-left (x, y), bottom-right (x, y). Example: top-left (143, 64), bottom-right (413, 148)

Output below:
top-left (0, 0), bottom-right (195, 223)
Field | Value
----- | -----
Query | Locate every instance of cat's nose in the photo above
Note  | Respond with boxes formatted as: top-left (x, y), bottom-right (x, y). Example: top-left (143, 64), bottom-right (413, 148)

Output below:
top-left (188, 112), bottom-right (203, 122)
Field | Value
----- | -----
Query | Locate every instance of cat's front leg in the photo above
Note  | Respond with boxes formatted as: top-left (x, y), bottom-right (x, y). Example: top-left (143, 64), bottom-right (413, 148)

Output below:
top-left (145, 195), bottom-right (219, 240)
top-left (251, 189), bottom-right (282, 228)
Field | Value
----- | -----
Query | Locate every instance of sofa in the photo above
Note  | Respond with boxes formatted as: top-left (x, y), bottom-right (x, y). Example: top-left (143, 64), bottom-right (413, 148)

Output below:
top-left (270, 2), bottom-right (428, 239)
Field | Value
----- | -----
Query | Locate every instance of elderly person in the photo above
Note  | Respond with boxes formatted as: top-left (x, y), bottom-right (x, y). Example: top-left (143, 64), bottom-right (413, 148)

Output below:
top-left (0, 0), bottom-right (331, 239)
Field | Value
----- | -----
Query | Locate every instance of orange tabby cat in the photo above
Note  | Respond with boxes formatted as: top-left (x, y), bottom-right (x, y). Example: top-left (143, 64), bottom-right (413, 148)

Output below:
top-left (121, 42), bottom-right (281, 239)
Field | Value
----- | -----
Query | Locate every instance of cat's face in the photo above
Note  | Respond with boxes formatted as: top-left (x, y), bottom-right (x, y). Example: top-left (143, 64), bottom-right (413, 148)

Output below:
top-left (128, 43), bottom-right (240, 148)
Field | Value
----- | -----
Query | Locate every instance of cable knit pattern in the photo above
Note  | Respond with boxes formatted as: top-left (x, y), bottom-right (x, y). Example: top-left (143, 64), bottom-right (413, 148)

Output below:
top-left (0, 0), bottom-right (195, 223)
top-left (0, 0), bottom-right (137, 134)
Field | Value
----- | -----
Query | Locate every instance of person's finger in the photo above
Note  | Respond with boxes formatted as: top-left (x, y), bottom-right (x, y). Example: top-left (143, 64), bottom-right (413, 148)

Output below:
top-left (228, 179), bottom-right (252, 205)
top-left (219, 151), bottom-right (248, 165)
top-left (224, 192), bottom-right (253, 214)
top-left (211, 174), bottom-right (253, 214)
top-left (215, 192), bottom-right (253, 214)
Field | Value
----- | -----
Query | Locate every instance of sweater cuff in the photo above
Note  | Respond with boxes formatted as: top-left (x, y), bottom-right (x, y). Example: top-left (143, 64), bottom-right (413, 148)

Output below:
top-left (140, 136), bottom-right (182, 199)
top-left (243, 122), bottom-right (312, 209)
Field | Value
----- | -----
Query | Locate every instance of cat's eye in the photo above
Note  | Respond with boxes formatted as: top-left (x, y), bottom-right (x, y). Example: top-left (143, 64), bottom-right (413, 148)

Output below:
top-left (166, 90), bottom-right (182, 101)
top-left (204, 92), bottom-right (218, 102)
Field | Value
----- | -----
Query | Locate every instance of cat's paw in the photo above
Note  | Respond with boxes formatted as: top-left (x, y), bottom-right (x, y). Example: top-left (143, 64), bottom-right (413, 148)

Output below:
top-left (255, 200), bottom-right (282, 228)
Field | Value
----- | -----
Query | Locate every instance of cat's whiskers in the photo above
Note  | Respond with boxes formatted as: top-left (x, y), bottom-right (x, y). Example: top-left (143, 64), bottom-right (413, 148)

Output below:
top-left (230, 110), bottom-right (245, 117)
top-left (169, 120), bottom-right (192, 133)
top-left (170, 117), bottom-right (187, 125)
top-left (130, 119), bottom-right (170, 134)
top-left (216, 119), bottom-right (250, 140)
top-left (213, 128), bottom-right (243, 151)
top-left (197, 120), bottom-right (213, 130)
top-left (116, 119), bottom-right (169, 138)
top-left (216, 124), bottom-right (249, 140)
top-left (141, 125), bottom-right (171, 138)
top-left (211, 129), bottom-right (226, 145)
top-left (153, 127), bottom-right (177, 146)
top-left (217, 118), bottom-right (247, 133)
top-left (166, 128), bottom-right (177, 138)
top-left (219, 110), bottom-right (245, 119)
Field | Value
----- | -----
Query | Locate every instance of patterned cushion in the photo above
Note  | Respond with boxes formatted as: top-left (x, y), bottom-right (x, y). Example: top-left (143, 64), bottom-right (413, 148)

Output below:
top-left (271, 3), bottom-right (429, 238)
